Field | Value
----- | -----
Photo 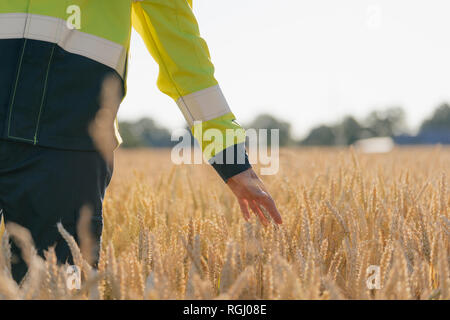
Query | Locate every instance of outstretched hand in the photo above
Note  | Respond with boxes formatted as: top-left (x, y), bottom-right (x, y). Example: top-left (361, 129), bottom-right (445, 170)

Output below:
top-left (226, 168), bottom-right (282, 226)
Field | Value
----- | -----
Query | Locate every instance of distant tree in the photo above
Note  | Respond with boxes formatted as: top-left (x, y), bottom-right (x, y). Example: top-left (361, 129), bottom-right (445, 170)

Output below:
top-left (419, 103), bottom-right (450, 133)
top-left (301, 125), bottom-right (336, 146)
top-left (246, 114), bottom-right (293, 146)
top-left (364, 107), bottom-right (407, 137)
top-left (335, 116), bottom-right (363, 145)
top-left (119, 118), bottom-right (173, 148)
top-left (118, 122), bottom-right (145, 147)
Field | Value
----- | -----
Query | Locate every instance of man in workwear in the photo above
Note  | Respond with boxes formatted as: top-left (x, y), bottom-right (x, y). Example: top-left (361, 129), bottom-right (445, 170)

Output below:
top-left (0, 0), bottom-right (282, 284)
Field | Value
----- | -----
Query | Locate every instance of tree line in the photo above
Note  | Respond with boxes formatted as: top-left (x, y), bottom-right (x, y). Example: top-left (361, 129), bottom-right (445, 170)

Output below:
top-left (118, 103), bottom-right (450, 147)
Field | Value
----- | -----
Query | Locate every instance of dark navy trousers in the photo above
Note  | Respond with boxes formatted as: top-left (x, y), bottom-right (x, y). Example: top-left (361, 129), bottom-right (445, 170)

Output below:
top-left (0, 139), bottom-right (112, 283)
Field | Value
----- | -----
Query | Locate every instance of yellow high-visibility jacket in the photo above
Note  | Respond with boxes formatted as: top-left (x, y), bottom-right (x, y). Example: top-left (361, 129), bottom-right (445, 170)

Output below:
top-left (0, 0), bottom-right (250, 181)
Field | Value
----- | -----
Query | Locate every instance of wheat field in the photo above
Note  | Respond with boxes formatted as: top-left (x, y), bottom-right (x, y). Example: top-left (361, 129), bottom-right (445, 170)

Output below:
top-left (0, 147), bottom-right (449, 300)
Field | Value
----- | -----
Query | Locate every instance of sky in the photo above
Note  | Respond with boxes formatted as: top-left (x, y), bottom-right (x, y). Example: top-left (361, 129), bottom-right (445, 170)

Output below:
top-left (118, 0), bottom-right (450, 139)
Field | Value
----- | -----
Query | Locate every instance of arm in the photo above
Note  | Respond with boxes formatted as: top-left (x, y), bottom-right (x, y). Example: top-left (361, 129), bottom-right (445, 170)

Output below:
top-left (131, 0), bottom-right (282, 225)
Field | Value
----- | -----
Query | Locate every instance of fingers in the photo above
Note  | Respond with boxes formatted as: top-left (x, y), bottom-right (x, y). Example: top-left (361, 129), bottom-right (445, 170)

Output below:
top-left (249, 200), bottom-right (269, 226)
top-left (226, 168), bottom-right (282, 226)
top-left (260, 196), bottom-right (283, 224)
top-left (238, 199), bottom-right (251, 221)
top-left (240, 196), bottom-right (283, 226)
top-left (239, 190), bottom-right (282, 226)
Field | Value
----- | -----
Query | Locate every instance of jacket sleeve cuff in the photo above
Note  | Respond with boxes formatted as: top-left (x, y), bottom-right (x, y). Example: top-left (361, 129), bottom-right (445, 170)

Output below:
top-left (208, 143), bottom-right (252, 182)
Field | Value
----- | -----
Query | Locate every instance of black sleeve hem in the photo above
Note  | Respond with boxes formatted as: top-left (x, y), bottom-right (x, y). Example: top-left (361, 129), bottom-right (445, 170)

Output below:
top-left (209, 143), bottom-right (252, 182)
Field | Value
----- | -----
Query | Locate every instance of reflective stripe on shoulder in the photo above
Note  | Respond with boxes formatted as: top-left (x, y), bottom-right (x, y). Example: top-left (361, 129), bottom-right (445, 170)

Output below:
top-left (176, 85), bottom-right (232, 126)
top-left (0, 13), bottom-right (127, 78)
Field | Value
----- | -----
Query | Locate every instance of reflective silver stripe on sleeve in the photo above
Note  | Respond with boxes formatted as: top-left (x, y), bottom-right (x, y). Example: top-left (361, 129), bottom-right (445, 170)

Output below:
top-left (0, 13), bottom-right (127, 78)
top-left (176, 85), bottom-right (232, 126)
top-left (0, 13), bottom-right (26, 38)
